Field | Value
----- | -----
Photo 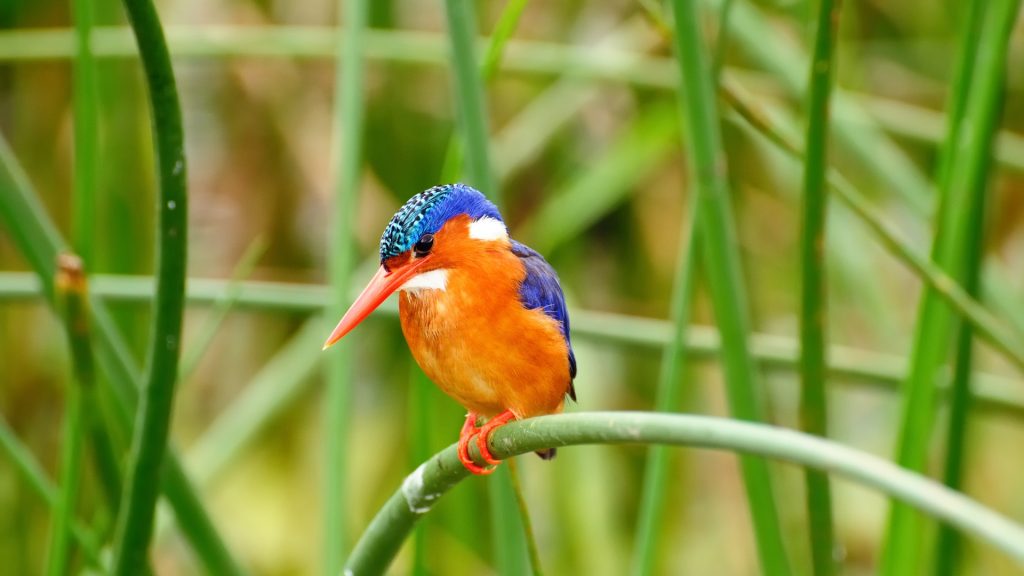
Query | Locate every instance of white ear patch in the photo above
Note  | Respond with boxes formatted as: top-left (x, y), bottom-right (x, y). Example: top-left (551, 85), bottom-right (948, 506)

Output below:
top-left (400, 269), bottom-right (449, 292)
top-left (468, 217), bottom-right (508, 241)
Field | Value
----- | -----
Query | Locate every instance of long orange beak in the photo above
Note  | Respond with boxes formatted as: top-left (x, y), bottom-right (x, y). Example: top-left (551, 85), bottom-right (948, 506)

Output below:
top-left (322, 260), bottom-right (427, 350)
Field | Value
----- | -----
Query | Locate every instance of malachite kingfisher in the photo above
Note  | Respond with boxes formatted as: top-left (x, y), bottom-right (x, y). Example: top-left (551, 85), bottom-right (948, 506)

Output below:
top-left (323, 183), bottom-right (577, 475)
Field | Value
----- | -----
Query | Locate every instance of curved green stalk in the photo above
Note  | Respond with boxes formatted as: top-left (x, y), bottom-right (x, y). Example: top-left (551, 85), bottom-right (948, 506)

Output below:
top-left (324, 0), bottom-right (368, 572)
top-left (799, 0), bottom-right (841, 573)
top-left (669, 1), bottom-right (790, 572)
top-left (110, 0), bottom-right (188, 572)
top-left (345, 412), bottom-right (1024, 575)
top-left (881, 0), bottom-right (1021, 573)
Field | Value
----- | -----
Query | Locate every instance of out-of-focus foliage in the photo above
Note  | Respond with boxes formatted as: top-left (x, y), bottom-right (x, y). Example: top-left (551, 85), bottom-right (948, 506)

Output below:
top-left (1, 0), bottom-right (1022, 574)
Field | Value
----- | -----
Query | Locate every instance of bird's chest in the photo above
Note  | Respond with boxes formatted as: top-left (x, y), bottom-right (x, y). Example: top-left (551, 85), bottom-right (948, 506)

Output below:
top-left (398, 288), bottom-right (507, 411)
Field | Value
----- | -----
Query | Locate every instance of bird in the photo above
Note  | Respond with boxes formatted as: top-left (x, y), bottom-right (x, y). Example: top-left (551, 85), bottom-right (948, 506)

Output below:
top-left (323, 183), bottom-right (576, 475)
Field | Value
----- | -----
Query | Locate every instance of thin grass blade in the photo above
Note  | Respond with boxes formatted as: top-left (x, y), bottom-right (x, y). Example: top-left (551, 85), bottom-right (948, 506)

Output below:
top-left (631, 209), bottom-right (700, 576)
top-left (669, 0), bottom-right (791, 572)
top-left (72, 0), bottom-right (98, 264)
top-left (443, 1), bottom-right (530, 573)
top-left (881, 0), bottom-right (1021, 572)
top-left (798, 0), bottom-right (842, 573)
top-left (931, 3), bottom-right (990, 573)
top-left (324, 0), bottom-right (369, 571)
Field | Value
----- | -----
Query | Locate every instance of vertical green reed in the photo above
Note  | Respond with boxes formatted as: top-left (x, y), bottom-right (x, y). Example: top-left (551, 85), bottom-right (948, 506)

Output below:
top-left (430, 3), bottom-right (532, 569)
top-left (669, 1), bottom-right (790, 573)
top-left (631, 210), bottom-right (699, 576)
top-left (110, 0), bottom-right (188, 571)
top-left (46, 256), bottom-right (92, 576)
top-left (324, 0), bottom-right (368, 573)
top-left (72, 0), bottom-right (97, 264)
top-left (933, 4), bottom-right (988, 574)
top-left (443, 1), bottom-right (528, 573)
top-left (799, 0), bottom-right (841, 573)
top-left (934, 170), bottom-right (987, 576)
top-left (881, 0), bottom-right (1021, 573)
top-left (444, 0), bottom-right (499, 203)
top-left (440, 0), bottom-right (528, 183)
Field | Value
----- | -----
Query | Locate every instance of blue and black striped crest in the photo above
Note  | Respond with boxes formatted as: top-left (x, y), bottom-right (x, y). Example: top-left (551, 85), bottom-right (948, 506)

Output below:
top-left (379, 184), bottom-right (502, 261)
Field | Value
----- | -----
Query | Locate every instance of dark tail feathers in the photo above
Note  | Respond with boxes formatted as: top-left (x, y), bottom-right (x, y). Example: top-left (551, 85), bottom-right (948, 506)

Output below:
top-left (535, 448), bottom-right (557, 460)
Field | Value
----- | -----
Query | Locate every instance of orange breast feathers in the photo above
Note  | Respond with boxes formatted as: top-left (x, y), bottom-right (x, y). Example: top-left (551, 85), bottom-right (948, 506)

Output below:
top-left (396, 216), bottom-right (572, 420)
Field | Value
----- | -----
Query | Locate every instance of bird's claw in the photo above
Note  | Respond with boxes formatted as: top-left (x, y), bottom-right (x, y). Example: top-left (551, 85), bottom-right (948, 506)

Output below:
top-left (457, 411), bottom-right (515, 475)
top-left (457, 412), bottom-right (494, 475)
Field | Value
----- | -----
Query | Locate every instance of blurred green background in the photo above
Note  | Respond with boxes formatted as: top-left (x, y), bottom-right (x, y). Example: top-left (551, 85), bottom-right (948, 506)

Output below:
top-left (2, 0), bottom-right (1024, 574)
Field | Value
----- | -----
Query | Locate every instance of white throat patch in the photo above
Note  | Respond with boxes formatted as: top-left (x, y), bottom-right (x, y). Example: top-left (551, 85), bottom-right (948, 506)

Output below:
top-left (400, 269), bottom-right (449, 292)
top-left (468, 217), bottom-right (508, 241)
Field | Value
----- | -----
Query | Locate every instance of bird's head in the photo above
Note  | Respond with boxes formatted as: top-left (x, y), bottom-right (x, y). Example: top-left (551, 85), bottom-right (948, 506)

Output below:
top-left (323, 183), bottom-right (507, 349)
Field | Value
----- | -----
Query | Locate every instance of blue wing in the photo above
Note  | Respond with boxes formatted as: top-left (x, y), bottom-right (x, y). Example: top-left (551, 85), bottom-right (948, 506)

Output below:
top-left (511, 240), bottom-right (577, 398)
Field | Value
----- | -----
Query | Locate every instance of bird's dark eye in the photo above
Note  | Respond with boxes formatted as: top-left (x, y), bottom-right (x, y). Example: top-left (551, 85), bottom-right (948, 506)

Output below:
top-left (413, 233), bottom-right (434, 257)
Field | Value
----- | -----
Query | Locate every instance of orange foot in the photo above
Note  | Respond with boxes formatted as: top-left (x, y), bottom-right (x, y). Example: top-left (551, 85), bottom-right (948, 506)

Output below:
top-left (457, 410), bottom-right (517, 475)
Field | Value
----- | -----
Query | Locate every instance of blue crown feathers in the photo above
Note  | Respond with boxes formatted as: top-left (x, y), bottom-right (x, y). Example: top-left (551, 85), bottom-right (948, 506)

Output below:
top-left (379, 184), bottom-right (502, 261)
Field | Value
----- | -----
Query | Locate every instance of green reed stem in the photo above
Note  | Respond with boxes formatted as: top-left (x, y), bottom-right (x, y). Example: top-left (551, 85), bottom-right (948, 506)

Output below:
top-left (432, 2), bottom-right (532, 561)
top-left (934, 171), bottom-right (987, 576)
top-left (799, 0), bottom-right (841, 573)
top-left (670, 1), bottom-right (790, 572)
top-left (72, 0), bottom-right (98, 263)
top-left (932, 3), bottom-right (989, 574)
top-left (881, 0), bottom-right (1021, 573)
top-left (324, 0), bottom-right (368, 572)
top-left (346, 412), bottom-right (1024, 575)
top-left (507, 458), bottom-right (544, 576)
top-left (631, 208), bottom-right (699, 576)
top-left (0, 136), bottom-right (65, 299)
top-left (46, 257), bottom-right (92, 576)
top-left (110, 0), bottom-right (189, 570)
top-left (481, 0), bottom-right (530, 80)
top-left (443, 2), bottom-right (531, 573)
top-left (440, 0), bottom-right (528, 183)
top-left (444, 0), bottom-right (499, 202)
top-left (0, 135), bottom-right (241, 575)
